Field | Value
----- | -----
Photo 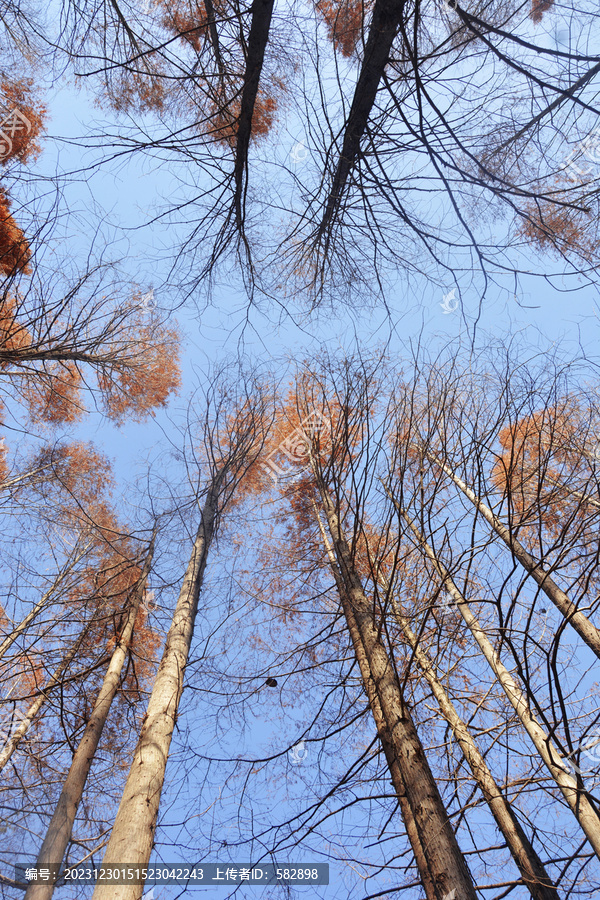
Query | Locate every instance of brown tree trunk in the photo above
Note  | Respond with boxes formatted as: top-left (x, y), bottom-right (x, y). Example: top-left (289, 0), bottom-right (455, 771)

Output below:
top-left (232, 0), bottom-right (275, 224)
top-left (401, 508), bottom-right (600, 860)
top-left (318, 0), bottom-right (407, 240)
top-left (385, 590), bottom-right (560, 900)
top-left (92, 486), bottom-right (219, 900)
top-left (24, 533), bottom-right (156, 900)
top-left (357, 513), bottom-right (559, 898)
top-left (431, 454), bottom-right (600, 661)
top-left (313, 485), bottom-right (478, 900)
top-left (313, 505), bottom-right (437, 900)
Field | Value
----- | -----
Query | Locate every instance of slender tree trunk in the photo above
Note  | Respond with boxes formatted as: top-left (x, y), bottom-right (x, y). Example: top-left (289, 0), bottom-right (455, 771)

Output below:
top-left (0, 463), bottom-right (54, 491)
top-left (385, 589), bottom-right (560, 900)
top-left (401, 508), bottom-right (600, 860)
top-left (431, 454), bottom-right (600, 661)
top-left (0, 549), bottom-right (87, 664)
top-left (546, 474), bottom-right (600, 512)
top-left (92, 484), bottom-right (220, 900)
top-left (0, 626), bottom-right (92, 773)
top-left (317, 0), bottom-right (406, 239)
top-left (232, 0), bottom-right (274, 223)
top-left (313, 505), bottom-right (438, 900)
top-left (24, 533), bottom-right (156, 900)
top-left (313, 485), bottom-right (478, 900)
top-left (203, 0), bottom-right (225, 77)
top-left (358, 521), bottom-right (559, 898)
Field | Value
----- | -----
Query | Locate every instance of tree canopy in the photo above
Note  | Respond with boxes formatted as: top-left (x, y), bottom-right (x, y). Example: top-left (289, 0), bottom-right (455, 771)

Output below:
top-left (2, 0), bottom-right (600, 898)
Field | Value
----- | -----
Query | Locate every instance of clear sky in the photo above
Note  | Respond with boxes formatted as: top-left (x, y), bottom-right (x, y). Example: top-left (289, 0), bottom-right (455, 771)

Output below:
top-left (5, 20), bottom-right (600, 897)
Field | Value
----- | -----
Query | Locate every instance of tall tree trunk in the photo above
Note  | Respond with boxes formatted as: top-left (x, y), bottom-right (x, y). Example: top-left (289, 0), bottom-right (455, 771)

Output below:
top-left (203, 0), bottom-right (225, 78)
top-left (232, 0), bottom-right (274, 224)
top-left (312, 485), bottom-right (479, 900)
top-left (313, 505), bottom-right (438, 900)
top-left (317, 0), bottom-right (406, 240)
top-left (384, 590), bottom-right (560, 900)
top-left (401, 508), bottom-right (600, 860)
top-left (430, 454), bottom-right (600, 660)
top-left (358, 522), bottom-right (560, 898)
top-left (24, 533), bottom-right (156, 900)
top-left (546, 474), bottom-right (600, 512)
top-left (92, 484), bottom-right (220, 900)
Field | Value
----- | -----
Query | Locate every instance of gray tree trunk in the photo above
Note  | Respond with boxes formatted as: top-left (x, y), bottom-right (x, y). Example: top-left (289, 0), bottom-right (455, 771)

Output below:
top-left (24, 533), bottom-right (156, 900)
top-left (402, 510), bottom-right (600, 860)
top-left (91, 486), bottom-right (219, 900)
top-left (314, 486), bottom-right (478, 900)
top-left (432, 454), bottom-right (600, 660)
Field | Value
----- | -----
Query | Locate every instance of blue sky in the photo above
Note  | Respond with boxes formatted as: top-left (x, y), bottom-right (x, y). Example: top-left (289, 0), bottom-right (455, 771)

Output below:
top-left (5, 17), bottom-right (600, 897)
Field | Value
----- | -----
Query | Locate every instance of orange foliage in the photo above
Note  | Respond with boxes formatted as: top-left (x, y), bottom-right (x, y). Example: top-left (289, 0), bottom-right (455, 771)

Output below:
top-left (315, 0), bottom-right (368, 56)
top-left (252, 372), bottom-right (367, 496)
top-left (0, 189), bottom-right (31, 275)
top-left (518, 189), bottom-right (597, 263)
top-left (18, 653), bottom-right (46, 695)
top-left (257, 390), bottom-right (333, 489)
top-left (60, 507), bottom-right (147, 650)
top-left (492, 411), bottom-right (552, 511)
top-left (0, 435), bottom-right (7, 483)
top-left (0, 294), bottom-right (32, 362)
top-left (0, 80), bottom-right (46, 165)
top-left (490, 405), bottom-right (592, 538)
top-left (3, 304), bottom-right (179, 427)
top-left (98, 320), bottom-right (181, 424)
top-left (162, 3), bottom-right (211, 52)
top-left (87, 540), bottom-right (161, 698)
top-left (354, 522), bottom-right (395, 584)
top-left (520, 205), bottom-right (596, 262)
top-left (22, 361), bottom-right (84, 424)
top-left (0, 592), bottom-right (10, 635)
top-left (107, 71), bottom-right (167, 114)
top-left (530, 0), bottom-right (553, 22)
top-left (33, 442), bottom-right (114, 512)
top-left (72, 555), bottom-right (141, 620)
top-left (80, 501), bottom-right (124, 552)
top-left (123, 600), bottom-right (162, 695)
top-left (208, 92), bottom-right (277, 148)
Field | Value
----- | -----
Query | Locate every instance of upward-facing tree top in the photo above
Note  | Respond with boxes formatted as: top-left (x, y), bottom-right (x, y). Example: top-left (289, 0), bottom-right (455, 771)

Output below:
top-left (4, 0), bottom-right (596, 312)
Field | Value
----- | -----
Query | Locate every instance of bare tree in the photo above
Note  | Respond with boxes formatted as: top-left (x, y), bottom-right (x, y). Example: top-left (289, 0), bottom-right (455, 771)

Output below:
top-left (24, 530), bottom-right (156, 900)
top-left (92, 369), bottom-right (270, 900)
